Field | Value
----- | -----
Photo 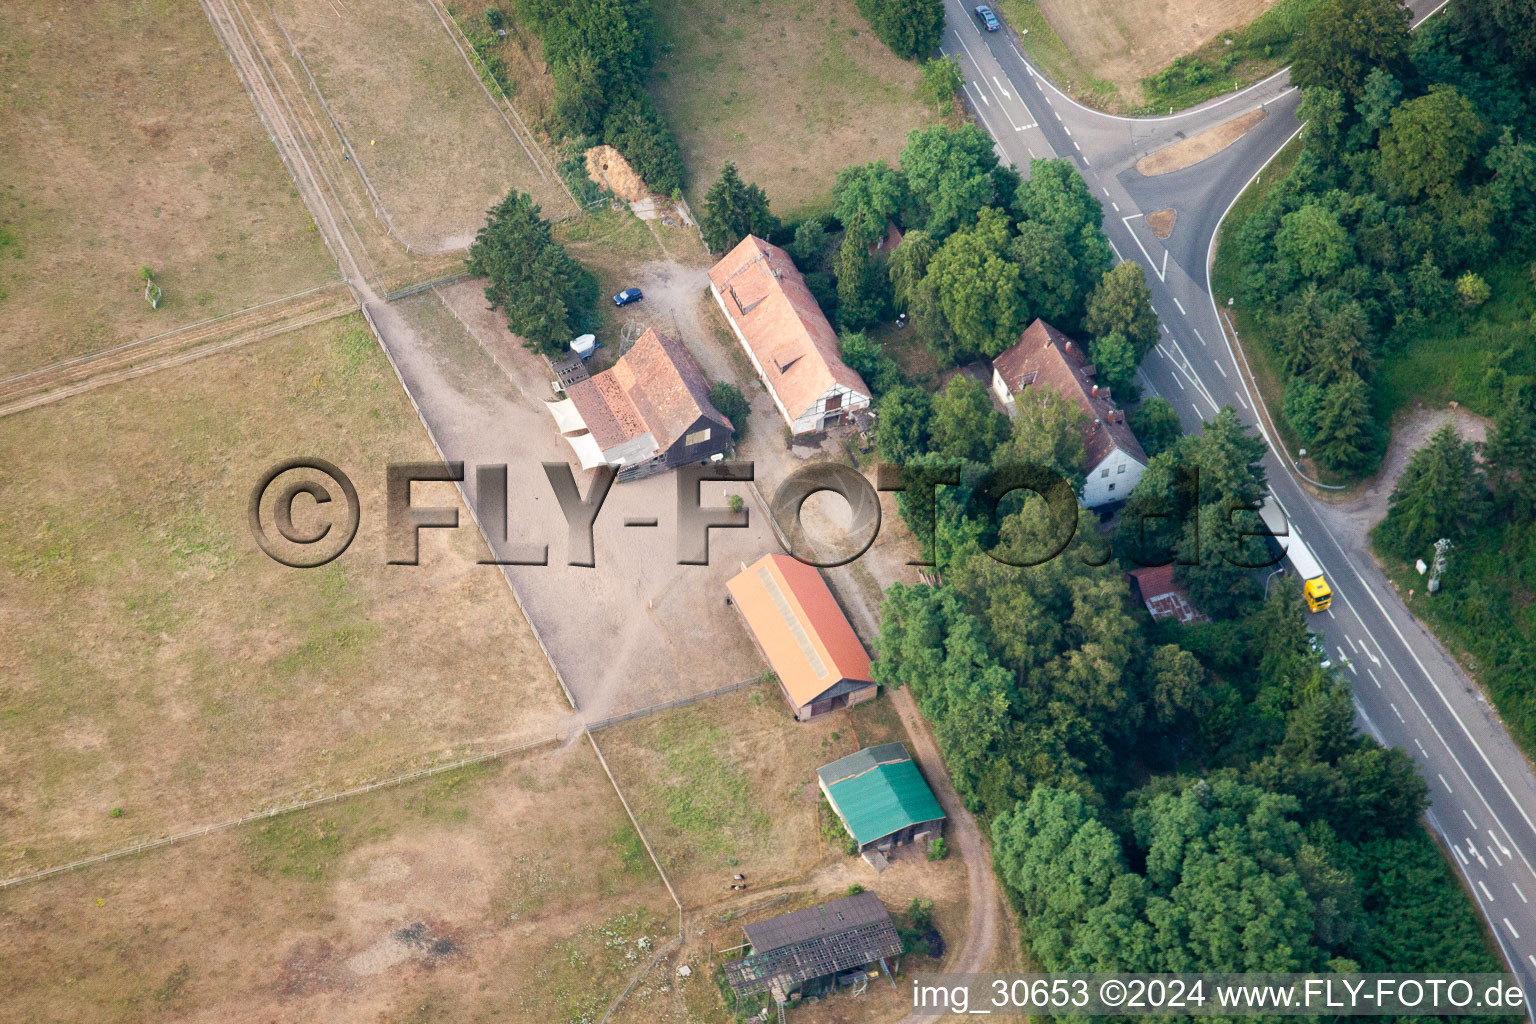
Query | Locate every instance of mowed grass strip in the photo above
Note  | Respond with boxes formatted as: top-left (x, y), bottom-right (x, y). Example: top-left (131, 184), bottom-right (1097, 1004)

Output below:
top-left (0, 0), bottom-right (337, 378)
top-left (0, 746), bottom-right (674, 1023)
top-left (648, 0), bottom-right (937, 218)
top-left (597, 684), bottom-right (867, 907)
top-left (273, 0), bottom-right (572, 250)
top-left (0, 316), bottom-right (568, 872)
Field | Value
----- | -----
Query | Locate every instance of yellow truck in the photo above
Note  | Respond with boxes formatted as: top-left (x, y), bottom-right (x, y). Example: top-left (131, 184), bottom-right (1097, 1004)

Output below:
top-left (1259, 497), bottom-right (1332, 613)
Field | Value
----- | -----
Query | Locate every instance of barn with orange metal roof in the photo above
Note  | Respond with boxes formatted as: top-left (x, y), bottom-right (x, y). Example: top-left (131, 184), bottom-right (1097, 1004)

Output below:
top-left (726, 553), bottom-right (877, 720)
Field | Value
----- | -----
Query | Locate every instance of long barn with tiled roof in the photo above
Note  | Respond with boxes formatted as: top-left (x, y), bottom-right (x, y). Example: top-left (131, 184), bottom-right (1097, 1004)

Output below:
top-left (708, 235), bottom-right (870, 436)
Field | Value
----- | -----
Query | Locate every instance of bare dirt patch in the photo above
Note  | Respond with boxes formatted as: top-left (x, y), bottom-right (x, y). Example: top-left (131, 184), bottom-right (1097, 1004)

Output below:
top-left (587, 145), bottom-right (652, 202)
top-left (0, 0), bottom-right (336, 378)
top-left (1137, 108), bottom-right (1268, 175)
top-left (0, 745), bottom-right (675, 1023)
top-left (649, 0), bottom-right (938, 217)
top-left (271, 0), bottom-right (570, 251)
top-left (1146, 208), bottom-right (1178, 239)
top-left (1034, 0), bottom-right (1283, 105)
top-left (1307, 405), bottom-right (1491, 539)
top-left (384, 265), bottom-right (771, 719)
top-left (0, 316), bottom-right (568, 873)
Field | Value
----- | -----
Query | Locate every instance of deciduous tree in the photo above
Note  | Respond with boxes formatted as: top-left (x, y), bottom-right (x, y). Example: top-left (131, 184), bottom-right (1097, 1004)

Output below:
top-left (832, 161), bottom-right (908, 248)
top-left (900, 124), bottom-right (999, 239)
top-left (930, 374), bottom-right (1011, 463)
top-left (919, 55), bottom-right (964, 114)
top-left (1088, 331), bottom-right (1138, 395)
top-left (1375, 85), bottom-right (1484, 200)
top-left (925, 206), bottom-right (1027, 360)
top-left (1131, 398), bottom-right (1183, 459)
top-left (1290, 0), bottom-right (1410, 100)
top-left (856, 0), bottom-right (945, 60)
top-left (1085, 262), bottom-right (1159, 357)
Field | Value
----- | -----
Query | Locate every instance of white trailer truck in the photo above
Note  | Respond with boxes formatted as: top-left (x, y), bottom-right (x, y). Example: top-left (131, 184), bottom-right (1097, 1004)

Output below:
top-left (1258, 497), bottom-right (1333, 613)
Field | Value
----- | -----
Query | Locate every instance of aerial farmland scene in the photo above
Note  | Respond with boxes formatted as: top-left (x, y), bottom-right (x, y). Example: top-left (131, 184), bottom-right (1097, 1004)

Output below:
top-left (2, 0), bottom-right (1535, 1020)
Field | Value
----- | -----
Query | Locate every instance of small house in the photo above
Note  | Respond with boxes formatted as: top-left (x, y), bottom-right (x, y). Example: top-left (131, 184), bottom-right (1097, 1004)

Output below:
top-left (726, 554), bottom-right (876, 720)
top-left (545, 327), bottom-right (733, 481)
top-left (708, 235), bottom-right (871, 435)
top-left (1127, 564), bottom-right (1209, 625)
top-left (818, 743), bottom-right (945, 855)
top-left (992, 318), bottom-right (1148, 508)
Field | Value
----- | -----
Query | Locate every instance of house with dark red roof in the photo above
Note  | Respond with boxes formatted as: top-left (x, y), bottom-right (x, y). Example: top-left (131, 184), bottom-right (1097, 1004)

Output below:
top-left (992, 318), bottom-right (1148, 508)
top-left (708, 235), bottom-right (871, 435)
top-left (1127, 565), bottom-right (1209, 625)
top-left (545, 328), bottom-right (734, 480)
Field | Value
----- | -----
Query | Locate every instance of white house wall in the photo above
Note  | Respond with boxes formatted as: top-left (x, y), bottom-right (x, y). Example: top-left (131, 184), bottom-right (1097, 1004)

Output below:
top-left (993, 368), bottom-right (1016, 414)
top-left (790, 385), bottom-right (871, 435)
top-left (1081, 446), bottom-right (1145, 507)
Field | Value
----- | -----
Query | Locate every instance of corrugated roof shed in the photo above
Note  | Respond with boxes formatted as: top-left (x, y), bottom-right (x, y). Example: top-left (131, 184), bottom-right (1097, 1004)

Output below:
top-left (724, 892), bottom-right (903, 997)
top-left (819, 743), bottom-right (944, 847)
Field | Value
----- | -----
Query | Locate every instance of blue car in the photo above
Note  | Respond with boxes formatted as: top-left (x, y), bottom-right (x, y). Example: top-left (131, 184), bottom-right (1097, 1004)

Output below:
top-left (974, 4), bottom-right (1000, 30)
top-left (613, 287), bottom-right (643, 307)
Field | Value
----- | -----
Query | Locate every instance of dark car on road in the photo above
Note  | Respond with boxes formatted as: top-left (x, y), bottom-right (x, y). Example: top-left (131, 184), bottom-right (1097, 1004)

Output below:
top-left (974, 4), bottom-right (1000, 30)
top-left (613, 287), bottom-right (643, 306)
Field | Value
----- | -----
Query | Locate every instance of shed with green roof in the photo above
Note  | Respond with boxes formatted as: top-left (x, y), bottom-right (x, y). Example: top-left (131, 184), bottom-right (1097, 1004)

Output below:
top-left (817, 743), bottom-right (945, 854)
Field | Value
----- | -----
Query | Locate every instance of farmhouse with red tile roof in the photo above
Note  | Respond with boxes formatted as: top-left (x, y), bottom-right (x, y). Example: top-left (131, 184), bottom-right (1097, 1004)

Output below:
top-left (708, 235), bottom-right (871, 435)
top-left (992, 318), bottom-right (1148, 508)
top-left (546, 328), bottom-right (733, 480)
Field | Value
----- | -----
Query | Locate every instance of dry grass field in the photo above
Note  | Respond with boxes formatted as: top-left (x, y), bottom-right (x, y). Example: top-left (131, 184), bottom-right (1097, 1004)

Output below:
top-left (0, 0), bottom-right (336, 378)
top-left (444, 0), bottom-right (561, 131)
top-left (649, 0), bottom-right (938, 217)
top-left (999, 0), bottom-right (1290, 109)
top-left (596, 684), bottom-right (863, 909)
top-left (597, 687), bottom-right (973, 1024)
top-left (1035, 0), bottom-right (1279, 89)
top-left (0, 744), bottom-right (676, 1023)
top-left (271, 0), bottom-right (571, 251)
top-left (0, 316), bottom-right (570, 874)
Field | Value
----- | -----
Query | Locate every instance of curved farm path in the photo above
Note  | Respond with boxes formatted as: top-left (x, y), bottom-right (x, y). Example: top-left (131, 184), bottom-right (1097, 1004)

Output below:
top-left (890, 686), bottom-right (1004, 1021)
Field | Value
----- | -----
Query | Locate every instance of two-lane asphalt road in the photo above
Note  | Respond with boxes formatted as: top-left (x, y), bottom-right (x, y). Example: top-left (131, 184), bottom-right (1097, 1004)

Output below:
top-left (940, 0), bottom-right (1536, 1000)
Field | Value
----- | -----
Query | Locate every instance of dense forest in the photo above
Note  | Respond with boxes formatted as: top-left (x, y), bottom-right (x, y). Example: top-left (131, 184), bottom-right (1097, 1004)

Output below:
top-left (873, 424), bottom-right (1505, 989)
top-left (1226, 0), bottom-right (1536, 475)
top-left (821, 1), bottom-right (1515, 975)
top-left (1223, 0), bottom-right (1536, 761)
